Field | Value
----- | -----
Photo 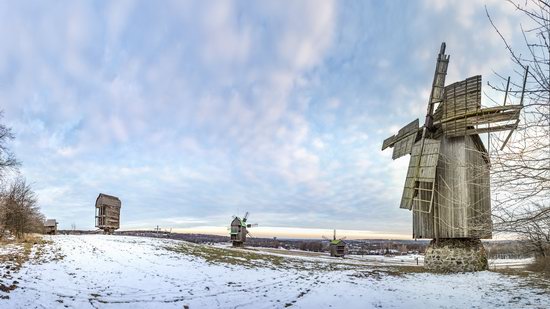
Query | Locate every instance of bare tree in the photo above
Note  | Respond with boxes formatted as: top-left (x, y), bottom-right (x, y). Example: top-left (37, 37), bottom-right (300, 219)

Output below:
top-left (0, 178), bottom-right (44, 239)
top-left (0, 113), bottom-right (45, 239)
top-left (486, 1), bottom-right (550, 261)
top-left (0, 111), bottom-right (19, 180)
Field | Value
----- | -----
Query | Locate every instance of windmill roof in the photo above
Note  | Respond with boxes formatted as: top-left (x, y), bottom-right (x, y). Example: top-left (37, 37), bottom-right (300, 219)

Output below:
top-left (330, 239), bottom-right (345, 245)
top-left (44, 219), bottom-right (57, 227)
top-left (231, 217), bottom-right (248, 227)
top-left (96, 193), bottom-right (121, 207)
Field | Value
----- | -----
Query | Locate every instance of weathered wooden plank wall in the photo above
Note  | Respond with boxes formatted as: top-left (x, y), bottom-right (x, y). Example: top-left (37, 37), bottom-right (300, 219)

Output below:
top-left (412, 135), bottom-right (492, 239)
top-left (95, 194), bottom-right (121, 230)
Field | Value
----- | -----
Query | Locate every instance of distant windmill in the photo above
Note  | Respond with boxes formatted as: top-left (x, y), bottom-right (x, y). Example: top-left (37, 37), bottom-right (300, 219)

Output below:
top-left (323, 230), bottom-right (347, 257)
top-left (95, 193), bottom-right (121, 235)
top-left (381, 42), bottom-right (526, 271)
top-left (229, 212), bottom-right (258, 247)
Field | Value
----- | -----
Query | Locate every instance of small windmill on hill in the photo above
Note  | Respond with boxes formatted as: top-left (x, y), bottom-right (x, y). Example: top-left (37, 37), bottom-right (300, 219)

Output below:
top-left (323, 230), bottom-right (347, 257)
top-left (381, 42), bottom-right (526, 271)
top-left (229, 212), bottom-right (258, 247)
top-left (95, 193), bottom-right (121, 235)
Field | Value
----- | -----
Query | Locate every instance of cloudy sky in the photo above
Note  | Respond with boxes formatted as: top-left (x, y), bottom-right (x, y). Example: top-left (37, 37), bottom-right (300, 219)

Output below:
top-left (0, 0), bottom-right (530, 238)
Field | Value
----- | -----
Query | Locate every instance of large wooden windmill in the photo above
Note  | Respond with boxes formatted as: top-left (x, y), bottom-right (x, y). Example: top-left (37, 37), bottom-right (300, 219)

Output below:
top-left (382, 42), bottom-right (524, 242)
top-left (230, 212), bottom-right (258, 247)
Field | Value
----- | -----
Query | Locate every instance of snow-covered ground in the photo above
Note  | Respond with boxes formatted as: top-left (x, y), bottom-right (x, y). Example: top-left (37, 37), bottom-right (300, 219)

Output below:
top-left (1, 235), bottom-right (549, 308)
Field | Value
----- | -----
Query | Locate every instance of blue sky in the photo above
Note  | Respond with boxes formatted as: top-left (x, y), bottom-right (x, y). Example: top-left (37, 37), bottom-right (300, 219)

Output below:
top-left (0, 1), bottom-right (528, 238)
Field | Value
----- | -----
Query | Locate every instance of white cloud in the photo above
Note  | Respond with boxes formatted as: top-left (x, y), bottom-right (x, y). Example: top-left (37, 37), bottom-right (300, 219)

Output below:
top-left (312, 138), bottom-right (325, 150)
top-left (106, 0), bottom-right (134, 44)
top-left (326, 97), bottom-right (341, 109)
top-left (206, 4), bottom-right (251, 64)
top-left (1, 0), bottom-right (534, 235)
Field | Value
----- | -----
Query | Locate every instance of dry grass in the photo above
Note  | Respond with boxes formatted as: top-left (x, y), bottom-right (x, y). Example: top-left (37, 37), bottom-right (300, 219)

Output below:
top-left (167, 243), bottom-right (286, 269)
top-left (0, 234), bottom-right (57, 298)
top-left (526, 256), bottom-right (550, 276)
top-left (167, 242), bottom-right (431, 277)
top-left (494, 265), bottom-right (550, 292)
top-left (0, 235), bottom-right (40, 269)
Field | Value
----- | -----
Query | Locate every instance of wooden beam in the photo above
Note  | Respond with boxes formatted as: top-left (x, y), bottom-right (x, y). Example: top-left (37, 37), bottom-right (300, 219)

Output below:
top-left (381, 119), bottom-right (419, 151)
top-left (445, 123), bottom-right (518, 137)
top-left (501, 66), bottom-right (528, 150)
top-left (434, 104), bottom-right (522, 125)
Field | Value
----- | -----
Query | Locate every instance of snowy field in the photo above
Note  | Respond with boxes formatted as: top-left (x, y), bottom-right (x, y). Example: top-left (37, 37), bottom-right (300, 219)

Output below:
top-left (1, 235), bottom-right (549, 308)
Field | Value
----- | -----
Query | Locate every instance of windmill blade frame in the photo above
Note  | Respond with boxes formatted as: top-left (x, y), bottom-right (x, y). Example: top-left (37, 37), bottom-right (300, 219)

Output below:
top-left (405, 42), bottom-right (449, 211)
top-left (425, 42), bottom-right (450, 127)
top-left (382, 119), bottom-right (421, 159)
top-left (500, 65), bottom-right (529, 150)
top-left (381, 118), bottom-right (419, 150)
top-left (401, 138), bottom-right (440, 210)
top-left (431, 75), bottom-right (522, 138)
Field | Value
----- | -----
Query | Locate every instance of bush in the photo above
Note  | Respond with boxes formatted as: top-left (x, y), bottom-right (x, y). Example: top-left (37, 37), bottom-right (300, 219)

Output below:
top-left (0, 178), bottom-right (44, 239)
top-left (528, 257), bottom-right (550, 274)
top-left (527, 253), bottom-right (550, 276)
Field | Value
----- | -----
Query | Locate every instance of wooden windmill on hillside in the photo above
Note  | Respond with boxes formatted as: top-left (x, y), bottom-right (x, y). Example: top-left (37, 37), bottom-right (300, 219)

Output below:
top-left (95, 193), bottom-right (121, 234)
top-left (323, 230), bottom-right (347, 257)
top-left (230, 212), bottom-right (258, 247)
top-left (381, 43), bottom-right (526, 271)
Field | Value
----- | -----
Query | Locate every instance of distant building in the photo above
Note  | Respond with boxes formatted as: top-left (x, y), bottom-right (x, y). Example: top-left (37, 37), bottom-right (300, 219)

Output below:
top-left (329, 239), bottom-right (346, 257)
top-left (229, 212), bottom-right (257, 247)
top-left (44, 219), bottom-right (58, 235)
top-left (230, 217), bottom-right (247, 246)
top-left (95, 193), bottom-right (121, 234)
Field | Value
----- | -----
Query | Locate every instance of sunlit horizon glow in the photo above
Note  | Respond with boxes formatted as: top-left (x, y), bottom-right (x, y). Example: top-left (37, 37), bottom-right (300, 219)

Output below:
top-left (120, 226), bottom-right (517, 241)
top-left (138, 226), bottom-right (412, 240)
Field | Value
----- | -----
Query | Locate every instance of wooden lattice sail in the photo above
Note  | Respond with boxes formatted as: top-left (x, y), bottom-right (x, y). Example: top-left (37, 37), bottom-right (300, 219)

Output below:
top-left (381, 42), bottom-right (524, 240)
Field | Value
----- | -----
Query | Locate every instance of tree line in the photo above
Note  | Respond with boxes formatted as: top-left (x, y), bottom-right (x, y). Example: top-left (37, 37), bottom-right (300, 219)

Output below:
top-left (0, 113), bottom-right (44, 239)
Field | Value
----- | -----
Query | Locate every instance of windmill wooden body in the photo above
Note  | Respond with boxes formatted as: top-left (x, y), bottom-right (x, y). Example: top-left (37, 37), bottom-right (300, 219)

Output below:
top-left (324, 230), bottom-right (347, 257)
top-left (44, 219), bottom-right (58, 235)
top-left (230, 212), bottom-right (257, 247)
top-left (95, 193), bottom-right (121, 234)
top-left (382, 43), bottom-right (524, 271)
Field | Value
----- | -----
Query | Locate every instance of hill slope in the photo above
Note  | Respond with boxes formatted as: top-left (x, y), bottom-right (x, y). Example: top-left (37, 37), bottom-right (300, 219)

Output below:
top-left (1, 235), bottom-right (548, 308)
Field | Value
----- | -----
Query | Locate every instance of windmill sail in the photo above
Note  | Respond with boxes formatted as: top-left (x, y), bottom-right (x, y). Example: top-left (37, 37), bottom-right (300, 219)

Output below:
top-left (382, 119), bottom-right (420, 159)
top-left (440, 75), bottom-right (482, 121)
top-left (434, 75), bottom-right (522, 137)
top-left (400, 139), bottom-right (440, 210)
top-left (425, 43), bottom-right (450, 127)
top-left (403, 43), bottom-right (448, 211)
